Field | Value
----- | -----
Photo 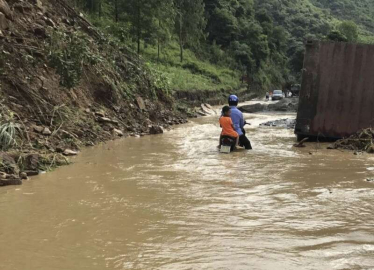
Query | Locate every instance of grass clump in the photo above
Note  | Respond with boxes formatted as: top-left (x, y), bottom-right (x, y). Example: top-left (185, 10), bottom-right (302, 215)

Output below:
top-left (0, 114), bottom-right (21, 151)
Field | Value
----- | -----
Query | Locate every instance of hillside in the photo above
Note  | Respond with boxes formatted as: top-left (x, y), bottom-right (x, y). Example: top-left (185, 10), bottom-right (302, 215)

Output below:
top-left (0, 0), bottom-right (188, 185)
top-left (311, 0), bottom-right (374, 36)
top-left (81, 0), bottom-right (374, 95)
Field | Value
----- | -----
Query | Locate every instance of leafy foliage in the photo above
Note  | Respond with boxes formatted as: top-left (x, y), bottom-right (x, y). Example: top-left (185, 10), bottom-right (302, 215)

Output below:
top-left (47, 30), bottom-right (102, 88)
top-left (338, 21), bottom-right (359, 42)
top-left (74, 0), bottom-right (374, 93)
top-left (0, 121), bottom-right (21, 151)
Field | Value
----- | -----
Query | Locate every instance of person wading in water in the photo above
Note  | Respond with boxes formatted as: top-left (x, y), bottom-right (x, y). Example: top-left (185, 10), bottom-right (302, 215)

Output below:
top-left (228, 95), bottom-right (252, 150)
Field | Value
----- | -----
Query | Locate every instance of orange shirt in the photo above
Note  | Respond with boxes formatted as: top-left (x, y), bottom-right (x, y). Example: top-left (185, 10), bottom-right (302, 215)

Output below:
top-left (219, 116), bottom-right (238, 138)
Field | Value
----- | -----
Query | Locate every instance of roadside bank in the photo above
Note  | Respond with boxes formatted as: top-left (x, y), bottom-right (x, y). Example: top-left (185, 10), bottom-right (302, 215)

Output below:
top-left (0, 0), bottom-right (189, 186)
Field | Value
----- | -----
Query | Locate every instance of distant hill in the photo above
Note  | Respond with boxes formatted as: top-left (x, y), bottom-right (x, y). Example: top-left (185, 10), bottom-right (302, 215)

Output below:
top-left (310, 0), bottom-right (374, 34)
top-left (256, 0), bottom-right (374, 43)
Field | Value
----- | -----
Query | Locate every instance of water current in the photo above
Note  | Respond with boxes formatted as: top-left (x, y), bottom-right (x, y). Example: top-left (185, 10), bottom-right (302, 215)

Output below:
top-left (1, 109), bottom-right (374, 270)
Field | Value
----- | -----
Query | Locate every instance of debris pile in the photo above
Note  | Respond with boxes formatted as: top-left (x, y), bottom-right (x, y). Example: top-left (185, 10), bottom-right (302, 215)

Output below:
top-left (331, 128), bottom-right (374, 153)
top-left (260, 119), bottom-right (296, 129)
top-left (197, 103), bottom-right (217, 116)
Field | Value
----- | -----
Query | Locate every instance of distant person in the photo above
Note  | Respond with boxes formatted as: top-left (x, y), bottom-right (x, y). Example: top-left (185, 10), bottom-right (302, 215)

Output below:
top-left (266, 92), bottom-right (269, 101)
top-left (219, 106), bottom-right (239, 148)
top-left (228, 95), bottom-right (252, 150)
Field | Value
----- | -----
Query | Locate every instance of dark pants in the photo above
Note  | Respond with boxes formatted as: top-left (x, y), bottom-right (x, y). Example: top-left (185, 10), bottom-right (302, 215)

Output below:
top-left (239, 129), bottom-right (252, 149)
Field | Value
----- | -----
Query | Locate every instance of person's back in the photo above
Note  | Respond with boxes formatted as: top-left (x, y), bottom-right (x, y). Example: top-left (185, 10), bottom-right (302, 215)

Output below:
top-left (230, 106), bottom-right (244, 136)
top-left (228, 95), bottom-right (252, 150)
top-left (220, 116), bottom-right (238, 138)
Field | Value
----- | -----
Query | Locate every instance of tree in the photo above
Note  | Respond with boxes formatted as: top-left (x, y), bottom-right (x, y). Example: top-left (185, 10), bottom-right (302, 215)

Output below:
top-left (326, 30), bottom-right (348, 42)
top-left (121, 0), bottom-right (175, 55)
top-left (338, 20), bottom-right (359, 42)
top-left (154, 0), bottom-right (175, 62)
top-left (174, 0), bottom-right (206, 62)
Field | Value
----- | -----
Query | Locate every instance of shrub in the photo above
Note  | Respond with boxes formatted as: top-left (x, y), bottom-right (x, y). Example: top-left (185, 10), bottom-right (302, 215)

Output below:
top-left (47, 30), bottom-right (102, 88)
top-left (0, 121), bottom-right (21, 151)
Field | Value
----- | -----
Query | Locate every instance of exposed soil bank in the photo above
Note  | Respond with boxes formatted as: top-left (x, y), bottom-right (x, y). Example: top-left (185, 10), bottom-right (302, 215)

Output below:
top-left (0, 0), bottom-right (188, 186)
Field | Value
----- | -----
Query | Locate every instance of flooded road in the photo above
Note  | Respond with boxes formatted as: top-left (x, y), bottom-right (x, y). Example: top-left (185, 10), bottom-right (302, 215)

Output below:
top-left (1, 111), bottom-right (374, 270)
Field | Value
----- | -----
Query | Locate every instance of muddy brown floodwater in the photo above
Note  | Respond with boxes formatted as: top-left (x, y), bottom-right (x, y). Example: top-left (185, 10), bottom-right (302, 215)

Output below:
top-left (1, 111), bottom-right (374, 270)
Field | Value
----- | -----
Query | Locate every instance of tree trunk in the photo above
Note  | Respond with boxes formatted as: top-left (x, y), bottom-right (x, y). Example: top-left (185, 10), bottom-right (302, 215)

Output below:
top-left (180, 43), bottom-right (184, 63)
top-left (137, 0), bottom-right (141, 55)
top-left (157, 19), bottom-right (160, 63)
top-left (246, 67), bottom-right (251, 91)
top-left (114, 0), bottom-right (118, 22)
top-left (99, 0), bottom-right (102, 17)
top-left (157, 40), bottom-right (160, 63)
top-left (179, 13), bottom-right (183, 62)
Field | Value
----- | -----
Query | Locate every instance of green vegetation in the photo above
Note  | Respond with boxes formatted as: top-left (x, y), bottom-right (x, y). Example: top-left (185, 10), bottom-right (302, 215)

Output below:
top-left (0, 120), bottom-right (21, 151)
top-left (47, 30), bottom-right (102, 88)
top-left (70, 0), bottom-right (374, 93)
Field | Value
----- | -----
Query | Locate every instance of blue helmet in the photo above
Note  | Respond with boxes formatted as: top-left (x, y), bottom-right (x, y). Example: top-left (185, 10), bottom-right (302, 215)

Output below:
top-left (228, 95), bottom-right (239, 104)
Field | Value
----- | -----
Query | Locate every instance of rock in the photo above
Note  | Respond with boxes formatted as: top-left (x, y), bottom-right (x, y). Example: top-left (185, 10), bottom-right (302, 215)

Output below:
top-left (85, 108), bottom-right (91, 113)
top-left (0, 177), bottom-right (22, 186)
top-left (112, 128), bottom-right (123, 137)
top-left (149, 125), bottom-right (163, 135)
top-left (33, 125), bottom-right (44, 133)
top-left (200, 103), bottom-right (216, 115)
top-left (97, 116), bottom-right (110, 122)
top-left (0, 153), bottom-right (19, 175)
top-left (97, 117), bottom-right (118, 125)
top-left (34, 26), bottom-right (46, 38)
top-left (85, 141), bottom-right (94, 147)
top-left (24, 154), bottom-right (39, 170)
top-left (31, 0), bottom-right (43, 8)
top-left (367, 145), bottom-right (374, 154)
top-left (197, 111), bottom-right (208, 116)
top-left (239, 103), bottom-right (267, 113)
top-left (62, 18), bottom-right (73, 26)
top-left (259, 119), bottom-right (296, 129)
top-left (268, 98), bottom-right (299, 112)
top-left (20, 172), bottom-right (28, 180)
top-left (327, 144), bottom-right (336, 150)
top-left (95, 111), bottom-right (105, 117)
top-left (14, 2), bottom-right (32, 13)
top-left (63, 149), bottom-right (78, 156)
top-left (0, 172), bottom-right (7, 179)
top-left (136, 96), bottom-right (146, 110)
top-left (42, 127), bottom-right (52, 135)
top-left (44, 17), bottom-right (56, 28)
top-left (204, 103), bottom-right (213, 110)
top-left (268, 103), bottom-right (288, 112)
top-left (24, 170), bottom-right (39, 176)
top-left (0, 12), bottom-right (8, 30)
top-left (0, 30), bottom-right (4, 39)
top-left (0, 0), bottom-right (12, 20)
top-left (366, 178), bottom-right (374, 182)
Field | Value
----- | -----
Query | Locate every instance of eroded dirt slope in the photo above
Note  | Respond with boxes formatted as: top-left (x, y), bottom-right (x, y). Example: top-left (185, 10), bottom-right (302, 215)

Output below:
top-left (0, 0), bottom-right (187, 185)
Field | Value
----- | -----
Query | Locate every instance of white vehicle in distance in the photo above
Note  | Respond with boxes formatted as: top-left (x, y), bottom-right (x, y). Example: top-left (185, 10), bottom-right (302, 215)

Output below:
top-left (271, 90), bottom-right (283, 101)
